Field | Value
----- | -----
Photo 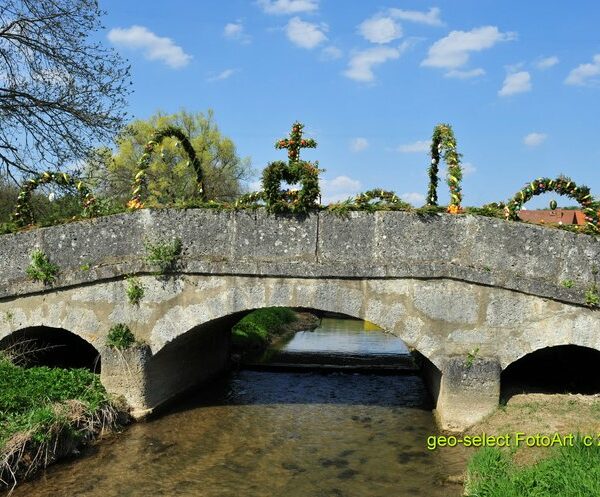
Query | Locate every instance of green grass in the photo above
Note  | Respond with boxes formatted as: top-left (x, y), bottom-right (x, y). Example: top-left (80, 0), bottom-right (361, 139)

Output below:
top-left (231, 307), bottom-right (297, 351)
top-left (466, 440), bottom-right (600, 497)
top-left (106, 323), bottom-right (136, 349)
top-left (0, 357), bottom-right (108, 446)
top-left (26, 249), bottom-right (59, 284)
top-left (126, 277), bottom-right (144, 305)
top-left (144, 237), bottom-right (183, 274)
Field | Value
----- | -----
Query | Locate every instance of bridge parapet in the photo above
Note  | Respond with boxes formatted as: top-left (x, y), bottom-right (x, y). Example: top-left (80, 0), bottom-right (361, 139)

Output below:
top-left (0, 209), bottom-right (597, 306)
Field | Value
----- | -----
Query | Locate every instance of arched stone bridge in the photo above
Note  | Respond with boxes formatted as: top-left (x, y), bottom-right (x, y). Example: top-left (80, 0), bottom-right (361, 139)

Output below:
top-left (0, 210), bottom-right (599, 431)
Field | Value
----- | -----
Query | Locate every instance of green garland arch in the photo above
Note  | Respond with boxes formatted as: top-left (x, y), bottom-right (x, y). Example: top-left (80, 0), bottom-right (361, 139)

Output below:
top-left (12, 171), bottom-right (97, 227)
top-left (505, 176), bottom-right (599, 231)
top-left (353, 189), bottom-right (411, 210)
top-left (128, 126), bottom-right (206, 209)
top-left (427, 123), bottom-right (463, 213)
top-left (262, 122), bottom-right (321, 214)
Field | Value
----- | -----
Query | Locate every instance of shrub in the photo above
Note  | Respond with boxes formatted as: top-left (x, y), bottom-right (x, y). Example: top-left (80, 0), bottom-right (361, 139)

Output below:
top-left (231, 307), bottom-right (296, 351)
top-left (106, 324), bottom-right (136, 349)
top-left (26, 249), bottom-right (59, 284)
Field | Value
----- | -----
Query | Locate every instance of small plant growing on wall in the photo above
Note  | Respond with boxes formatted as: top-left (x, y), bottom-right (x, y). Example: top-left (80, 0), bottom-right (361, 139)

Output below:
top-left (126, 277), bottom-right (144, 305)
top-left (144, 237), bottom-right (183, 274)
top-left (26, 249), bottom-right (59, 284)
top-left (106, 323), bottom-right (136, 349)
top-left (585, 285), bottom-right (599, 308)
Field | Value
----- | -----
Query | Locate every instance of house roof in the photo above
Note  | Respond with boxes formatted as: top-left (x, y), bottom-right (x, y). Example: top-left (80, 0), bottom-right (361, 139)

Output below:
top-left (518, 209), bottom-right (583, 225)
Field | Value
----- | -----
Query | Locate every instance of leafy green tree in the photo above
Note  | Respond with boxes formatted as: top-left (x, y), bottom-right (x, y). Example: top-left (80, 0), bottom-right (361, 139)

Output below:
top-left (91, 110), bottom-right (253, 204)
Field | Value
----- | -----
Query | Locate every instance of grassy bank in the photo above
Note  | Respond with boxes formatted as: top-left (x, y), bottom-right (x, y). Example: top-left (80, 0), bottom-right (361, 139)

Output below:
top-left (0, 357), bottom-right (121, 490)
top-left (231, 307), bottom-right (298, 354)
top-left (466, 440), bottom-right (600, 496)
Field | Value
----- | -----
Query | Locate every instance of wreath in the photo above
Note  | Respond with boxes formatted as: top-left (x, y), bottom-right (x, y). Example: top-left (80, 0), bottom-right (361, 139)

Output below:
top-left (505, 176), bottom-right (599, 232)
top-left (262, 160), bottom-right (320, 214)
top-left (128, 126), bottom-right (206, 209)
top-left (12, 171), bottom-right (97, 227)
top-left (427, 124), bottom-right (463, 213)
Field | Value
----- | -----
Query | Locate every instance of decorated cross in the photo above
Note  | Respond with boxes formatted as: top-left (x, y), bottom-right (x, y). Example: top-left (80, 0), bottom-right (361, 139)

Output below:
top-left (275, 121), bottom-right (317, 163)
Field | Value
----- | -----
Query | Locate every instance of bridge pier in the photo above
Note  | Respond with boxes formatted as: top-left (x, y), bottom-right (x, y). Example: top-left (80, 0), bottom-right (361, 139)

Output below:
top-left (433, 356), bottom-right (501, 432)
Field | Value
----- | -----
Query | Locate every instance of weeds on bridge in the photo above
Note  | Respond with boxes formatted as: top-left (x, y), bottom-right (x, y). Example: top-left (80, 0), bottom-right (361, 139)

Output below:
top-left (26, 249), bottom-right (59, 285)
top-left (106, 324), bottom-right (136, 350)
top-left (144, 237), bottom-right (182, 274)
top-left (125, 277), bottom-right (144, 305)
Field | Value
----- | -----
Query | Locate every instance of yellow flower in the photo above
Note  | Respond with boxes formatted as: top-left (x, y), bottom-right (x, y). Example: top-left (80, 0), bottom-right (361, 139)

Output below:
top-left (127, 198), bottom-right (144, 210)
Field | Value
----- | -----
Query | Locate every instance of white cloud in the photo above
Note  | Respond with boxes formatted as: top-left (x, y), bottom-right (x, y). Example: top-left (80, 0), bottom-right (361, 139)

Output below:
top-left (444, 68), bottom-right (486, 79)
top-left (523, 132), bottom-right (547, 147)
top-left (258, 0), bottom-right (318, 15)
top-left (321, 175), bottom-right (362, 203)
top-left (498, 71), bottom-right (531, 96)
top-left (321, 46), bottom-right (343, 60)
top-left (397, 140), bottom-right (430, 153)
top-left (224, 21), bottom-right (251, 43)
top-left (535, 56), bottom-right (559, 70)
top-left (207, 69), bottom-right (238, 82)
top-left (344, 43), bottom-right (407, 82)
top-left (389, 7), bottom-right (443, 26)
top-left (422, 26), bottom-right (516, 69)
top-left (565, 54), bottom-right (600, 86)
top-left (107, 25), bottom-right (192, 69)
top-left (350, 137), bottom-right (369, 152)
top-left (461, 162), bottom-right (477, 176)
top-left (359, 16), bottom-right (402, 44)
top-left (285, 17), bottom-right (327, 49)
top-left (400, 192), bottom-right (426, 205)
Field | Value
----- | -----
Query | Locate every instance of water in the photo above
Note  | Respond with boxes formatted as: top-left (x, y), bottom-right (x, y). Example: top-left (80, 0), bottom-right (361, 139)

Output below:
top-left (7, 319), bottom-right (469, 497)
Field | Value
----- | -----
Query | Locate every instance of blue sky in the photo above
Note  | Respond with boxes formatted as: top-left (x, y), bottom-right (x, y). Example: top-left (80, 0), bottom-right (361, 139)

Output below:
top-left (99, 0), bottom-right (600, 207)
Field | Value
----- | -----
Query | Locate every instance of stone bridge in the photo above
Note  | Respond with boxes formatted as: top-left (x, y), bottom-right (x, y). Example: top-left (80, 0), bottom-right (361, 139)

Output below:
top-left (0, 210), bottom-right (599, 431)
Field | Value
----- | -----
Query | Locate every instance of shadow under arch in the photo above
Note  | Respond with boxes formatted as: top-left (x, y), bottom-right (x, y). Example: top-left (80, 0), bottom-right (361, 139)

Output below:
top-left (501, 344), bottom-right (600, 402)
top-left (144, 307), bottom-right (440, 415)
top-left (0, 326), bottom-right (101, 372)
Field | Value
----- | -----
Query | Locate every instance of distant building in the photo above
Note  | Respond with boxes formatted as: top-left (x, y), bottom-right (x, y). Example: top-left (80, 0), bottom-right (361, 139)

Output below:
top-left (518, 209), bottom-right (586, 226)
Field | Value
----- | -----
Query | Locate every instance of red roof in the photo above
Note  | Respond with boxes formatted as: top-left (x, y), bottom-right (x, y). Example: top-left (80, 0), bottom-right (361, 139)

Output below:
top-left (518, 209), bottom-right (583, 225)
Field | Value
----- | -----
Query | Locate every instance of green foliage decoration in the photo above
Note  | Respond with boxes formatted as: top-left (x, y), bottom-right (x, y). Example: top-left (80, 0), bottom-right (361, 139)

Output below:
top-left (106, 323), bottom-right (136, 349)
top-left (26, 249), bottom-right (59, 285)
top-left (261, 122), bottom-right (321, 214)
top-left (12, 171), bottom-right (97, 227)
top-left (505, 176), bottom-right (599, 232)
top-left (427, 123), bottom-right (463, 212)
top-left (354, 189), bottom-right (412, 211)
top-left (129, 126), bottom-right (206, 209)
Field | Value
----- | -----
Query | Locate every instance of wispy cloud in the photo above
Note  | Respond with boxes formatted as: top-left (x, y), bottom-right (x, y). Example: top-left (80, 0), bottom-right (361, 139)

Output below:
top-left (422, 26), bottom-right (516, 70)
top-left (257, 0), bottom-right (318, 15)
top-left (207, 69), bottom-right (238, 82)
top-left (499, 71), bottom-right (531, 96)
top-left (358, 16), bottom-right (402, 44)
top-left (523, 132), bottom-right (547, 147)
top-left (350, 137), bottom-right (369, 152)
top-left (321, 175), bottom-right (362, 203)
top-left (224, 21), bottom-right (251, 44)
top-left (285, 17), bottom-right (327, 49)
top-left (321, 46), bottom-right (343, 60)
top-left (107, 25), bottom-right (192, 68)
top-left (397, 140), bottom-right (430, 153)
top-left (565, 54), bottom-right (600, 86)
top-left (344, 43), bottom-right (408, 83)
top-left (389, 7), bottom-right (443, 26)
top-left (461, 162), bottom-right (477, 176)
top-left (444, 68), bottom-right (486, 79)
top-left (400, 192), bottom-right (426, 205)
top-left (535, 56), bottom-right (559, 70)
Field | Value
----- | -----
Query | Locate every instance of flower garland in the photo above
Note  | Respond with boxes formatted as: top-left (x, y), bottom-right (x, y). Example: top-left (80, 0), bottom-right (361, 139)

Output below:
top-left (353, 189), bottom-right (411, 210)
top-left (427, 124), bottom-right (463, 213)
top-left (262, 122), bottom-right (321, 214)
top-left (12, 171), bottom-right (97, 227)
top-left (505, 176), bottom-right (599, 232)
top-left (128, 126), bottom-right (206, 210)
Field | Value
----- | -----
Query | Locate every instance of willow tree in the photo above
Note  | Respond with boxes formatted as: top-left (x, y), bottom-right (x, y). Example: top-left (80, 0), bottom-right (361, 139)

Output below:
top-left (0, 0), bottom-right (131, 179)
top-left (91, 110), bottom-right (253, 204)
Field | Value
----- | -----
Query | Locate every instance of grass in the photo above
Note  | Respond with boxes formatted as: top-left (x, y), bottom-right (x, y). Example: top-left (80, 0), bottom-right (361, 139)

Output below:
top-left (25, 249), bottom-right (59, 284)
top-left (126, 277), bottom-right (144, 305)
top-left (144, 237), bottom-right (182, 274)
top-left (466, 440), bottom-right (600, 497)
top-left (585, 284), bottom-right (599, 307)
top-left (231, 307), bottom-right (297, 352)
top-left (106, 323), bottom-right (136, 349)
top-left (0, 356), bottom-right (118, 489)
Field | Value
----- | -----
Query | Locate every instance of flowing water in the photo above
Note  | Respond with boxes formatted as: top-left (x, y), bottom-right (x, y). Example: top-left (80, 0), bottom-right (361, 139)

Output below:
top-left (7, 318), bottom-right (469, 497)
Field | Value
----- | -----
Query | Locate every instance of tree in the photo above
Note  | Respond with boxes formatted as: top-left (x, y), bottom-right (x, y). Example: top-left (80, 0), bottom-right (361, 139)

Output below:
top-left (91, 110), bottom-right (253, 204)
top-left (0, 0), bottom-right (131, 180)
